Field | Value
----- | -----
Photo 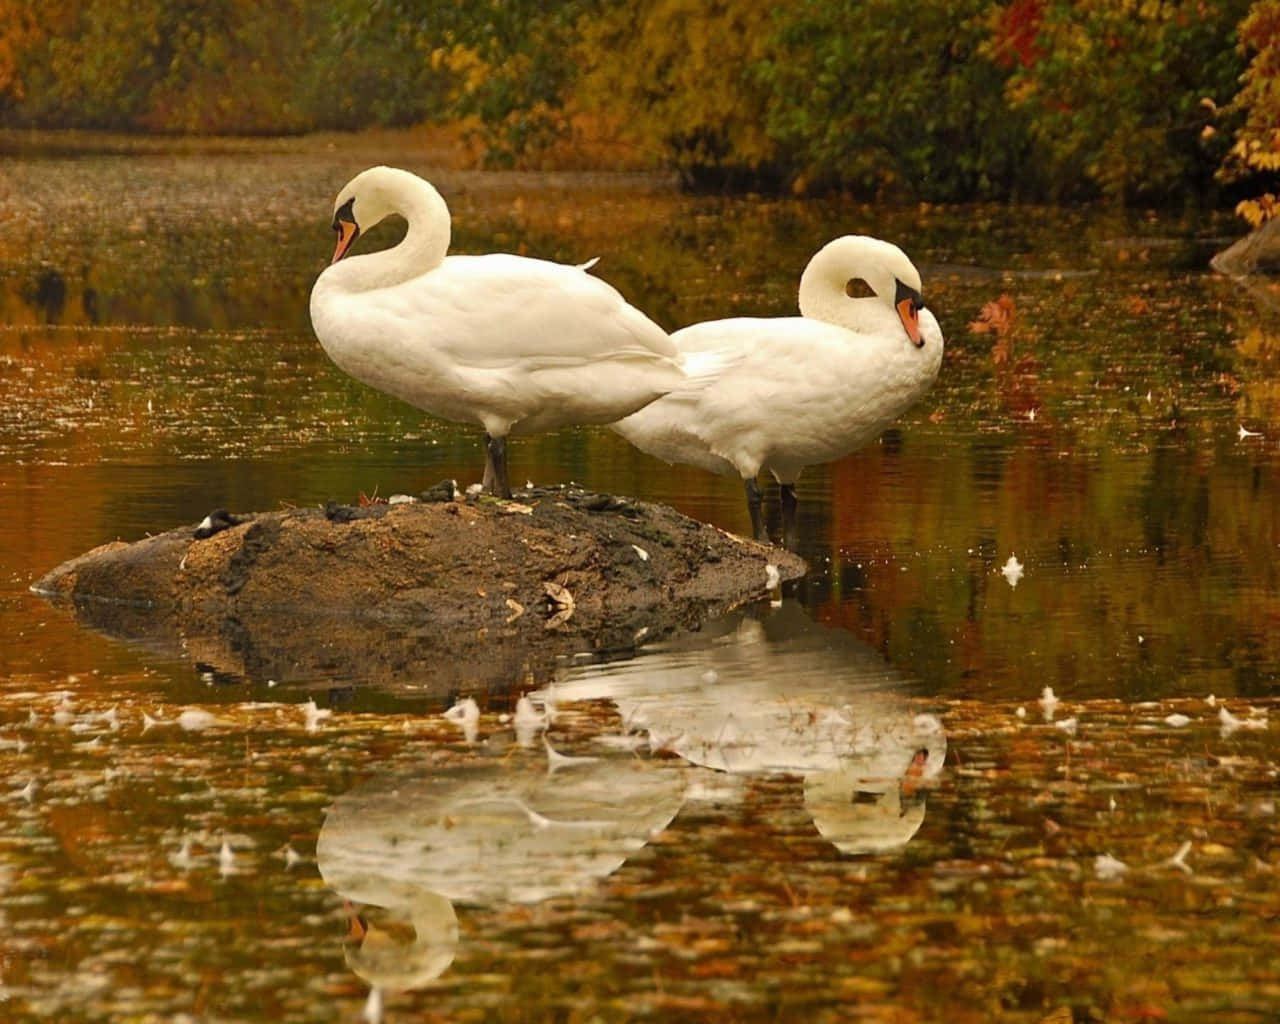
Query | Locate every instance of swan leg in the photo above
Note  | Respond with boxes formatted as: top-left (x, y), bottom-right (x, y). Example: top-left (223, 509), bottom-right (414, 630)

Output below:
top-left (483, 434), bottom-right (513, 499)
top-left (744, 478), bottom-right (766, 542)
top-left (780, 483), bottom-right (799, 550)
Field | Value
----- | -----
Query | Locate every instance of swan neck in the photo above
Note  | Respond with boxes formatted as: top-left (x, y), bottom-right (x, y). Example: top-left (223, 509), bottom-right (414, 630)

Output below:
top-left (335, 183), bottom-right (450, 291)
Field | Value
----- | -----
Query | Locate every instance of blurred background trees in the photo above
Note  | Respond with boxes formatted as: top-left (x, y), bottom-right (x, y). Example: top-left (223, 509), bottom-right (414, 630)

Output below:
top-left (1, 0), bottom-right (1277, 211)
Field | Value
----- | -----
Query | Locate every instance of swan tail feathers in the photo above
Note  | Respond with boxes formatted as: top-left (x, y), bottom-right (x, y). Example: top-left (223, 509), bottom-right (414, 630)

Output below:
top-left (677, 347), bottom-right (739, 390)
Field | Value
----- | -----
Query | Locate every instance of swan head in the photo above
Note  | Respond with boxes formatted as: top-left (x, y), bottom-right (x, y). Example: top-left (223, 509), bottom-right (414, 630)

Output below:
top-left (798, 235), bottom-right (929, 347)
top-left (328, 166), bottom-right (451, 265)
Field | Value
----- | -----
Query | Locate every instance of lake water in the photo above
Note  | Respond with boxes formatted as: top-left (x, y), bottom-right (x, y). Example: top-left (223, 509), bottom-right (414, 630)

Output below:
top-left (0, 135), bottom-right (1277, 1021)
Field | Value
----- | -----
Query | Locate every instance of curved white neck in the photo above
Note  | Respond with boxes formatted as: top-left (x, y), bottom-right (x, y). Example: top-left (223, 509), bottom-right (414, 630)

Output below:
top-left (796, 236), bottom-right (918, 334)
top-left (325, 180), bottom-right (451, 292)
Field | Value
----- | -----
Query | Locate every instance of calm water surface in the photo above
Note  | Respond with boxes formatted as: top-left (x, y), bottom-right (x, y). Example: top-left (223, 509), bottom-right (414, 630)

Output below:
top-left (0, 137), bottom-right (1277, 1021)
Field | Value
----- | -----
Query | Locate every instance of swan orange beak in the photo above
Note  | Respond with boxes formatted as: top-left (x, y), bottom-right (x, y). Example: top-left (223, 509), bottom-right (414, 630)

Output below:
top-left (894, 279), bottom-right (925, 348)
top-left (901, 747), bottom-right (930, 797)
top-left (343, 901), bottom-right (369, 942)
top-left (332, 219), bottom-right (360, 263)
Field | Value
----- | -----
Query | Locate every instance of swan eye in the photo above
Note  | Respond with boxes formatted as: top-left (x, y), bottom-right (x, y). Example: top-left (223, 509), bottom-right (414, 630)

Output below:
top-left (332, 196), bottom-right (357, 232)
top-left (844, 277), bottom-right (876, 299)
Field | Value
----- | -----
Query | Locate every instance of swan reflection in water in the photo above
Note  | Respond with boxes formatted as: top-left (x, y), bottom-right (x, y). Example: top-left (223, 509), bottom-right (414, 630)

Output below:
top-left (536, 600), bottom-right (946, 856)
top-left (317, 601), bottom-right (944, 996)
top-left (318, 748), bottom-right (688, 993)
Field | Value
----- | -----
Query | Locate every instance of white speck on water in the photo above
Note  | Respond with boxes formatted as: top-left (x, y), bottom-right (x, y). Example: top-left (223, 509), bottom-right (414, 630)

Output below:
top-left (169, 837), bottom-right (196, 870)
top-left (14, 779), bottom-right (37, 803)
top-left (1054, 716), bottom-right (1078, 736)
top-left (1039, 686), bottom-right (1059, 721)
top-left (443, 697), bottom-right (480, 743)
top-left (1094, 852), bottom-right (1128, 880)
top-left (1001, 554), bottom-right (1024, 588)
top-left (279, 844), bottom-right (303, 869)
top-left (1219, 705), bottom-right (1267, 736)
top-left (177, 709), bottom-right (220, 732)
top-left (701, 669), bottom-right (719, 685)
top-left (1163, 713), bottom-right (1191, 728)
top-left (218, 840), bottom-right (237, 878)
top-left (303, 700), bottom-right (332, 733)
top-left (1163, 840), bottom-right (1193, 875)
top-left (1015, 706), bottom-right (1027, 719)
top-left (1238, 424), bottom-right (1261, 440)
top-left (513, 696), bottom-right (545, 747)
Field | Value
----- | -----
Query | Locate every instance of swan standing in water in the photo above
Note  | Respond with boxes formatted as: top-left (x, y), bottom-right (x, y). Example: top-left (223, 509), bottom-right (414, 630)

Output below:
top-left (309, 166), bottom-right (686, 498)
top-left (612, 235), bottom-right (944, 542)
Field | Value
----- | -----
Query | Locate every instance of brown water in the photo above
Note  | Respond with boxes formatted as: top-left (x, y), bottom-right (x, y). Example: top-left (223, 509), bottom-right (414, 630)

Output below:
top-left (0, 135), bottom-right (1277, 1021)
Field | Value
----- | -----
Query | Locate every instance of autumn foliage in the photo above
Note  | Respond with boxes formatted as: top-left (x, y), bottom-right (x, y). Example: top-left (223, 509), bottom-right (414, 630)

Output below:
top-left (0, 0), bottom-right (1278, 211)
top-left (1220, 0), bottom-right (1280, 223)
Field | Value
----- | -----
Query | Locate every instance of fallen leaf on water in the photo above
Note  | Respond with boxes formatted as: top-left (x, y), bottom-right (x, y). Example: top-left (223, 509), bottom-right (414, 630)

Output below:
top-left (969, 294), bottom-right (1016, 338)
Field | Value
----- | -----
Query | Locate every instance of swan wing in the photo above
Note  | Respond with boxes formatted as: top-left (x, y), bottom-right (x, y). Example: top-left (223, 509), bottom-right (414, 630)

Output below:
top-left (396, 254), bottom-right (677, 369)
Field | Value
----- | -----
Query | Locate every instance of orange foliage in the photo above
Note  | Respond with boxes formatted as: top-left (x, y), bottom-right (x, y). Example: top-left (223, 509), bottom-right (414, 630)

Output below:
top-left (989, 0), bottom-right (1046, 69)
top-left (0, 2), bottom-right (39, 98)
top-left (969, 293), bottom-right (1018, 365)
top-left (0, 0), bottom-right (75, 99)
top-left (968, 294), bottom-right (1017, 337)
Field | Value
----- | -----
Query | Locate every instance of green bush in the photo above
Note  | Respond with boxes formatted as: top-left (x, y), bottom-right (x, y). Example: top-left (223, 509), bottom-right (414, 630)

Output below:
top-left (757, 0), bottom-right (1035, 199)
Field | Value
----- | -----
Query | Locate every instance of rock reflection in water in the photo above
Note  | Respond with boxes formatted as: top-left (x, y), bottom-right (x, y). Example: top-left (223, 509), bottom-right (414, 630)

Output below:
top-left (541, 601), bottom-right (946, 855)
top-left (316, 750), bottom-right (687, 992)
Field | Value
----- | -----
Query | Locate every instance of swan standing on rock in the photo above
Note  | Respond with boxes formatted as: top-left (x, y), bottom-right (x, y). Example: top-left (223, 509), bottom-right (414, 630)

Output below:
top-left (612, 235), bottom-right (944, 543)
top-left (309, 166), bottom-right (686, 498)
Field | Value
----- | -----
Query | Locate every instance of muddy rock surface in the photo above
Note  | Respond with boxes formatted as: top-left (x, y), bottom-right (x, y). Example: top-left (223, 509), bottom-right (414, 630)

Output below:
top-left (33, 487), bottom-right (805, 696)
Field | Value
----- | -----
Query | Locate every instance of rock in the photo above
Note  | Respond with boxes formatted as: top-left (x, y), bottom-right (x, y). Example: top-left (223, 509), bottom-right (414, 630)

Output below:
top-left (1212, 219), bottom-right (1280, 316)
top-left (1212, 217), bottom-right (1280, 279)
top-left (32, 487), bottom-right (805, 697)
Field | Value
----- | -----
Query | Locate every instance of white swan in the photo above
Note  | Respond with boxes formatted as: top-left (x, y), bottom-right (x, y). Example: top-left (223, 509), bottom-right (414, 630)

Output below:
top-left (309, 166), bottom-right (685, 498)
top-left (612, 235), bottom-right (944, 541)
